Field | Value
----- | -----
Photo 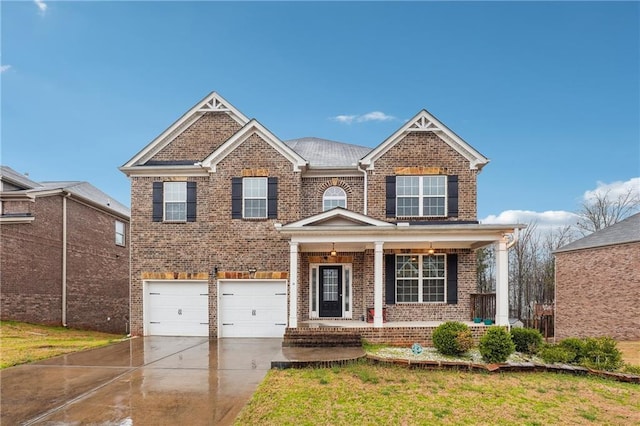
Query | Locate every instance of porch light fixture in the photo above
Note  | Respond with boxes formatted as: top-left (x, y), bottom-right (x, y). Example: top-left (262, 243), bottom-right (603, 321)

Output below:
top-left (330, 243), bottom-right (337, 257)
top-left (427, 243), bottom-right (435, 256)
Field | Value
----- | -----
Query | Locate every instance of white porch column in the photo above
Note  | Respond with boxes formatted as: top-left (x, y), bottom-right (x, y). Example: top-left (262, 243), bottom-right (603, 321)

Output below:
top-left (289, 242), bottom-right (299, 328)
top-left (495, 237), bottom-right (509, 326)
top-left (373, 241), bottom-right (384, 328)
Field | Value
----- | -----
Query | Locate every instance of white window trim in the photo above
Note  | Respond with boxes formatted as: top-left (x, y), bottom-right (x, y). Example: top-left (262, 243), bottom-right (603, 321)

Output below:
top-left (322, 186), bottom-right (347, 211)
top-left (395, 254), bottom-right (447, 304)
top-left (115, 220), bottom-right (126, 246)
top-left (396, 175), bottom-right (448, 218)
top-left (309, 263), bottom-right (352, 319)
top-left (243, 177), bottom-right (268, 219)
top-left (163, 181), bottom-right (187, 222)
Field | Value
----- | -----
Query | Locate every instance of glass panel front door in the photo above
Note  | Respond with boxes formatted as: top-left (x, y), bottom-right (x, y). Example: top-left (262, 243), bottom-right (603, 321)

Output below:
top-left (319, 265), bottom-right (342, 317)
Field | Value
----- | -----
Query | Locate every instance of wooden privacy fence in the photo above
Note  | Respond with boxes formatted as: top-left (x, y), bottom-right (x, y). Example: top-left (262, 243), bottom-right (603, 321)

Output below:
top-left (470, 293), bottom-right (496, 321)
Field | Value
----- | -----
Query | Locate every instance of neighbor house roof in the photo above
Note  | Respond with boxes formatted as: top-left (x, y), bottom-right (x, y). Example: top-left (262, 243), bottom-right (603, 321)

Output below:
top-left (284, 137), bottom-right (372, 168)
top-left (554, 212), bottom-right (640, 253)
top-left (0, 165), bottom-right (42, 190)
top-left (35, 181), bottom-right (130, 218)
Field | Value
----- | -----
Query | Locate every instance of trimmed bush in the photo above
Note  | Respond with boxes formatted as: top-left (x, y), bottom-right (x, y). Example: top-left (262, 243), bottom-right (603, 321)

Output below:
top-left (558, 338), bottom-right (586, 363)
top-left (581, 337), bottom-right (623, 372)
top-left (432, 321), bottom-right (474, 356)
top-left (479, 326), bottom-right (515, 363)
top-left (539, 344), bottom-right (576, 364)
top-left (510, 328), bottom-right (543, 354)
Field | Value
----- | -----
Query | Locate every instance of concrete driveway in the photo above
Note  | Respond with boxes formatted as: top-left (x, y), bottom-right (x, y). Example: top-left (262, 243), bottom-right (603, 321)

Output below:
top-left (1, 337), bottom-right (285, 425)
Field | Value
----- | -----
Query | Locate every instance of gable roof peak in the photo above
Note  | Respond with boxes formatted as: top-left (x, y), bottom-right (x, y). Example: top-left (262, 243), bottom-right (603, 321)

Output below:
top-left (360, 109), bottom-right (490, 171)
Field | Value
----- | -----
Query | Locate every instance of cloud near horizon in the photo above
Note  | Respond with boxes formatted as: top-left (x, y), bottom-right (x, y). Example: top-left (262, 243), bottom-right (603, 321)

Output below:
top-left (332, 111), bottom-right (397, 124)
top-left (482, 177), bottom-right (639, 233)
top-left (0, 65), bottom-right (11, 73)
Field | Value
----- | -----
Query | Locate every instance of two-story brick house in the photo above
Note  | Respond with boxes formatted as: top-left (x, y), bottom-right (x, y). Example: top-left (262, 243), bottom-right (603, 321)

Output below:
top-left (0, 166), bottom-right (130, 333)
top-left (121, 92), bottom-right (522, 342)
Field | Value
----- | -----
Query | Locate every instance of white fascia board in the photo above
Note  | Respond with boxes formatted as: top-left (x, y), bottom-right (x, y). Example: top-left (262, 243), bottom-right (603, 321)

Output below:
top-left (360, 109), bottom-right (489, 171)
top-left (0, 191), bottom-right (36, 201)
top-left (119, 165), bottom-right (208, 177)
top-left (201, 119), bottom-right (307, 172)
top-left (0, 216), bottom-right (36, 224)
top-left (122, 92), bottom-right (250, 168)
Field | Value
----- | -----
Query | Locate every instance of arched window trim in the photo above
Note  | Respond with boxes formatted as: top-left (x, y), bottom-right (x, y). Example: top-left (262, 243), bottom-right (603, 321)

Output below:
top-left (322, 186), bottom-right (347, 211)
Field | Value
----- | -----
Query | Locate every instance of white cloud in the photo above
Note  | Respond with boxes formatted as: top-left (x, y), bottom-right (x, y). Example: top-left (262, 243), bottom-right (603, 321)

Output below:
top-left (332, 114), bottom-right (357, 124)
top-left (331, 111), bottom-right (397, 124)
top-left (482, 210), bottom-right (579, 233)
top-left (0, 65), bottom-right (11, 73)
top-left (583, 177), bottom-right (640, 201)
top-left (34, 0), bottom-right (47, 14)
top-left (357, 111), bottom-right (396, 122)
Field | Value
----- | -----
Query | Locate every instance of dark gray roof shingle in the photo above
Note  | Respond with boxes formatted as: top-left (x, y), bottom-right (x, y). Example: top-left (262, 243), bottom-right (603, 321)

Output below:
top-left (36, 181), bottom-right (130, 218)
top-left (555, 212), bottom-right (640, 253)
top-left (284, 137), bottom-right (372, 167)
top-left (0, 165), bottom-right (42, 189)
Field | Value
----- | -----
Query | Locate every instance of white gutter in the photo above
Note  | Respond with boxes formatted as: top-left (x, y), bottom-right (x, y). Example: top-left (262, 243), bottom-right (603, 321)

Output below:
top-left (357, 164), bottom-right (368, 215)
top-left (62, 192), bottom-right (70, 327)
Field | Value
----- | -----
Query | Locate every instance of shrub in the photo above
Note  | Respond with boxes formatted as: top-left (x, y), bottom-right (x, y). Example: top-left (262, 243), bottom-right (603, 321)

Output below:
top-left (539, 344), bottom-right (576, 364)
top-left (622, 364), bottom-right (640, 375)
top-left (479, 326), bottom-right (515, 363)
top-left (559, 338), bottom-right (586, 363)
top-left (432, 321), bottom-right (474, 356)
top-left (510, 328), bottom-right (543, 354)
top-left (580, 337), bottom-right (623, 372)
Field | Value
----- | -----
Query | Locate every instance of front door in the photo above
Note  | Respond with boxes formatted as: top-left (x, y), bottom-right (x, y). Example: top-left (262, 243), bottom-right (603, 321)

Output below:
top-left (319, 265), bottom-right (342, 317)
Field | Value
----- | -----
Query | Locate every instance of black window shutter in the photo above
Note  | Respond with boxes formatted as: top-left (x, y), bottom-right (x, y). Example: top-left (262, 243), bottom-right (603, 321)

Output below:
top-left (152, 182), bottom-right (163, 222)
top-left (447, 175), bottom-right (459, 218)
top-left (231, 178), bottom-right (243, 219)
top-left (446, 254), bottom-right (458, 304)
top-left (385, 254), bottom-right (396, 305)
top-left (385, 175), bottom-right (396, 218)
top-left (186, 182), bottom-right (197, 222)
top-left (267, 177), bottom-right (278, 219)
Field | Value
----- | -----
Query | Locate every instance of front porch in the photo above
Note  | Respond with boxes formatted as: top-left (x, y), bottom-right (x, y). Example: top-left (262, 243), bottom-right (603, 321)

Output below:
top-left (285, 319), bottom-right (493, 347)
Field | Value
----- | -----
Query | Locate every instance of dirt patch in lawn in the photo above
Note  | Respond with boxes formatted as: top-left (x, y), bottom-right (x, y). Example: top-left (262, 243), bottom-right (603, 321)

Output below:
top-left (618, 341), bottom-right (640, 366)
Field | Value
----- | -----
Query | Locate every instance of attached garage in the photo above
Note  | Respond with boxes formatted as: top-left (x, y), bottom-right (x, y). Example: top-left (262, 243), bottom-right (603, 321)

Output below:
top-left (218, 280), bottom-right (287, 338)
top-left (144, 281), bottom-right (209, 336)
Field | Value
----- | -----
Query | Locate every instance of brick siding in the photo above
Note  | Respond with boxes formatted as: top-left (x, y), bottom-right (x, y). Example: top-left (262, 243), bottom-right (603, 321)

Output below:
top-left (555, 242), bottom-right (640, 340)
top-left (0, 195), bottom-right (129, 333)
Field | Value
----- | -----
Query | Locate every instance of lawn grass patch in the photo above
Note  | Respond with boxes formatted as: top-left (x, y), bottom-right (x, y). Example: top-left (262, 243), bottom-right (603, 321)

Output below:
top-left (236, 364), bottom-right (640, 425)
top-left (1, 321), bottom-right (125, 368)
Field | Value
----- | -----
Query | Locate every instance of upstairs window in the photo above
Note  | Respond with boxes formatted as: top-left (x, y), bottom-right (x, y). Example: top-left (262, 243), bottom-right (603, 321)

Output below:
top-left (323, 186), bottom-right (347, 211)
top-left (164, 182), bottom-right (187, 221)
top-left (396, 175), bottom-right (446, 217)
top-left (243, 177), bottom-right (267, 218)
top-left (231, 177), bottom-right (278, 220)
top-left (115, 220), bottom-right (125, 246)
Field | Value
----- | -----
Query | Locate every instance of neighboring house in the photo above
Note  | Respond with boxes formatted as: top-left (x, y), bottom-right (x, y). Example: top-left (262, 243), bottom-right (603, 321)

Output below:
top-left (554, 213), bottom-right (640, 340)
top-left (0, 166), bottom-right (130, 334)
top-left (120, 92), bottom-right (522, 342)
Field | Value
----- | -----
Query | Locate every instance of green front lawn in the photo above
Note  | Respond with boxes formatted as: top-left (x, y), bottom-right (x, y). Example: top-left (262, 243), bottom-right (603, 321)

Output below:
top-left (236, 363), bottom-right (640, 425)
top-left (0, 321), bottom-right (125, 368)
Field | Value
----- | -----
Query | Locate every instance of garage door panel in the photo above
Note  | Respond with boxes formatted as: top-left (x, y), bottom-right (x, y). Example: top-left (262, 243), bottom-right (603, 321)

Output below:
top-left (219, 281), bottom-right (287, 338)
top-left (145, 281), bottom-right (209, 337)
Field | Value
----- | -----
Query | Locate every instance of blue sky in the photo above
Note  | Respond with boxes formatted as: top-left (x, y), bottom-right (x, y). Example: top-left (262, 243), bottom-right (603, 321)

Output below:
top-left (2, 1), bottom-right (639, 229)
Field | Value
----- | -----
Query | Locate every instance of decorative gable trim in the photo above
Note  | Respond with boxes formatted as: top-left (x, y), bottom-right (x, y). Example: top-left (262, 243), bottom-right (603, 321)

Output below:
top-left (201, 119), bottom-right (308, 172)
top-left (121, 92), bottom-right (250, 169)
top-left (281, 207), bottom-right (394, 228)
top-left (360, 109), bottom-right (490, 171)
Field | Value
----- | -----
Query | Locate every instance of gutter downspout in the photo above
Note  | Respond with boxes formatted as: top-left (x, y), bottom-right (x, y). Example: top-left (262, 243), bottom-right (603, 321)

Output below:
top-left (62, 192), bottom-right (70, 327)
top-left (357, 164), bottom-right (367, 215)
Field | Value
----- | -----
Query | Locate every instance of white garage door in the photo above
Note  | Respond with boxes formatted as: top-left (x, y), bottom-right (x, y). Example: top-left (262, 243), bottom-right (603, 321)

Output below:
top-left (219, 280), bottom-right (287, 338)
top-left (145, 281), bottom-right (209, 336)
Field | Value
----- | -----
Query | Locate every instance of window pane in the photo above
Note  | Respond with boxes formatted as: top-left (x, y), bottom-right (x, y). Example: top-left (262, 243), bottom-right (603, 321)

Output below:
top-left (422, 279), bottom-right (445, 302)
top-left (165, 202), bottom-right (186, 221)
top-left (397, 279), bottom-right (418, 302)
top-left (323, 186), bottom-right (347, 211)
top-left (422, 176), bottom-right (446, 196)
top-left (312, 268), bottom-right (317, 312)
top-left (115, 221), bottom-right (125, 245)
top-left (243, 178), bottom-right (267, 197)
top-left (345, 268), bottom-right (350, 312)
top-left (322, 269), bottom-right (339, 302)
top-left (164, 182), bottom-right (186, 202)
top-left (396, 255), bottom-right (419, 278)
top-left (397, 197), bottom-right (419, 216)
top-left (323, 198), bottom-right (346, 211)
top-left (244, 199), bottom-right (266, 218)
top-left (423, 255), bottom-right (445, 278)
top-left (423, 197), bottom-right (445, 216)
top-left (396, 176), bottom-right (419, 196)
